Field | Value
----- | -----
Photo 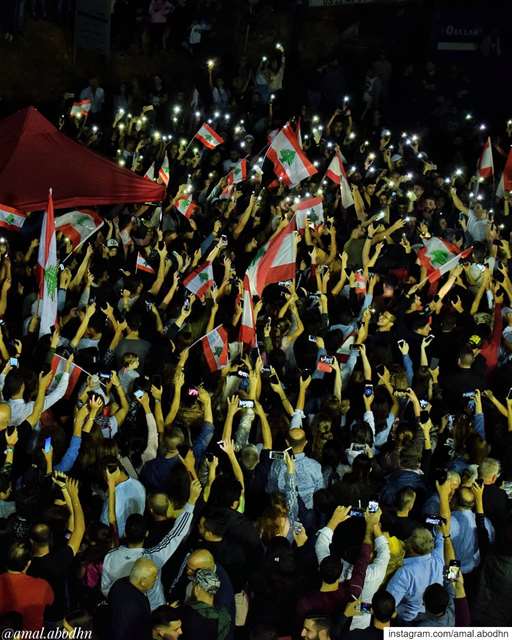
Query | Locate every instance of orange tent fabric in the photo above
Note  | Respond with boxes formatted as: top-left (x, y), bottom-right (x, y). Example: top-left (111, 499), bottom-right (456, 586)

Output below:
top-left (0, 107), bottom-right (165, 211)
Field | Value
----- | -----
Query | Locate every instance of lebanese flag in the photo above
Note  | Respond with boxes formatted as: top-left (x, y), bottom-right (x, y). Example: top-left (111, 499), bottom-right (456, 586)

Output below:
top-left (38, 189), bottom-right (58, 338)
top-left (266, 124), bottom-right (317, 187)
top-left (159, 154), bottom-right (170, 185)
top-left (496, 147), bottom-right (512, 198)
top-left (201, 326), bottom-right (229, 372)
top-left (70, 99), bottom-right (92, 118)
top-left (245, 221), bottom-right (296, 297)
top-left (182, 262), bottom-right (214, 300)
top-left (136, 252), bottom-right (156, 274)
top-left (50, 354), bottom-right (82, 399)
top-left (227, 160), bottom-right (247, 185)
top-left (56, 209), bottom-right (104, 249)
top-left (240, 276), bottom-right (256, 347)
top-left (145, 163), bottom-right (156, 181)
top-left (417, 237), bottom-right (472, 283)
top-left (175, 195), bottom-right (198, 219)
top-left (195, 123), bottom-right (224, 150)
top-left (477, 137), bottom-right (494, 179)
top-left (0, 204), bottom-right (26, 232)
top-left (326, 149), bottom-right (354, 209)
top-left (293, 197), bottom-right (324, 233)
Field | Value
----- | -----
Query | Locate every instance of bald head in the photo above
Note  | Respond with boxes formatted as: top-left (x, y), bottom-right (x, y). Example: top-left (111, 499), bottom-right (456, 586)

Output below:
top-left (149, 493), bottom-right (170, 519)
top-left (130, 557), bottom-right (158, 593)
top-left (0, 403), bottom-right (11, 430)
top-left (187, 549), bottom-right (215, 577)
top-left (457, 487), bottom-right (475, 510)
top-left (286, 428), bottom-right (307, 453)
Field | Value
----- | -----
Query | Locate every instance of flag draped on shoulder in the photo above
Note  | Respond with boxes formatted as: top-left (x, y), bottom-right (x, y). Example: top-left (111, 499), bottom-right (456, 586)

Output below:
top-left (245, 221), bottom-right (297, 297)
top-left (477, 137), bottom-right (494, 179)
top-left (56, 209), bottom-right (103, 249)
top-left (417, 237), bottom-right (472, 283)
top-left (497, 147), bottom-right (512, 198)
top-left (326, 149), bottom-right (354, 209)
top-left (182, 262), bottom-right (214, 300)
top-left (240, 276), bottom-right (256, 347)
top-left (266, 124), bottom-right (317, 187)
top-left (174, 195), bottom-right (198, 219)
top-left (201, 326), bottom-right (229, 372)
top-left (136, 252), bottom-right (156, 274)
top-left (0, 204), bottom-right (26, 232)
top-left (195, 123), bottom-right (224, 150)
top-left (38, 189), bottom-right (58, 337)
top-left (293, 197), bottom-right (324, 233)
top-left (227, 159), bottom-right (247, 185)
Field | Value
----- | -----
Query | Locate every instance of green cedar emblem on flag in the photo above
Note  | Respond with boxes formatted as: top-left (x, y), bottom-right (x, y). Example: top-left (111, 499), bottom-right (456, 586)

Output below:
top-left (204, 134), bottom-right (214, 143)
top-left (5, 214), bottom-right (15, 225)
top-left (430, 250), bottom-right (450, 266)
top-left (198, 271), bottom-right (209, 282)
top-left (45, 264), bottom-right (58, 301)
top-left (181, 199), bottom-right (190, 209)
top-left (309, 211), bottom-right (318, 223)
top-left (213, 346), bottom-right (223, 357)
top-left (279, 149), bottom-right (296, 167)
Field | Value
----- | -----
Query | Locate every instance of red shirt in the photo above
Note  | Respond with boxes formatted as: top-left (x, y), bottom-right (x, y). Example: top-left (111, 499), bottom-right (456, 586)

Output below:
top-left (0, 572), bottom-right (54, 630)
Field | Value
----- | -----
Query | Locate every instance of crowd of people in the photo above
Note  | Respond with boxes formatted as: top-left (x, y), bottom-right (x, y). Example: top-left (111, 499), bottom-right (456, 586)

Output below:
top-left (0, 13), bottom-right (512, 640)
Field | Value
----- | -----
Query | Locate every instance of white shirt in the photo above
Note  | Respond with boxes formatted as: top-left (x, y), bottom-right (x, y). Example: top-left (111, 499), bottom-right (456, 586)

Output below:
top-left (8, 372), bottom-right (70, 427)
top-left (100, 477), bottom-right (146, 537)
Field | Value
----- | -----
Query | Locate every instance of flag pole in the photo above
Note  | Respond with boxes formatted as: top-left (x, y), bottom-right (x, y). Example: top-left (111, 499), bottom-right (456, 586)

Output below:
top-left (60, 220), bottom-right (104, 265)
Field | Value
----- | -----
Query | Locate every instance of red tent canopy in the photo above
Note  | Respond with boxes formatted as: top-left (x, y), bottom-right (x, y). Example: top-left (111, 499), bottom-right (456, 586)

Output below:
top-left (0, 107), bottom-right (165, 212)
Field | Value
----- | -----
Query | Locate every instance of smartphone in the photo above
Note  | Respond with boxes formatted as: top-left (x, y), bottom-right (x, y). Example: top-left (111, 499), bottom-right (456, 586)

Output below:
top-left (134, 389), bottom-right (145, 399)
top-left (350, 443), bottom-right (367, 452)
top-left (237, 370), bottom-right (249, 379)
top-left (220, 234), bottom-right (227, 245)
top-left (368, 500), bottom-right (379, 513)
top-left (187, 387), bottom-right (199, 398)
top-left (261, 367), bottom-right (271, 376)
top-left (308, 335), bottom-right (318, 343)
top-left (364, 384), bottom-right (374, 397)
top-left (397, 339), bottom-right (405, 348)
top-left (350, 509), bottom-right (364, 518)
top-left (99, 372), bottom-right (112, 381)
top-left (269, 449), bottom-right (291, 460)
top-left (44, 437), bottom-right (52, 453)
top-left (360, 602), bottom-right (372, 614)
top-left (317, 361), bottom-right (332, 373)
top-left (9, 357), bottom-right (18, 367)
top-left (425, 515), bottom-right (444, 526)
top-left (239, 399), bottom-right (254, 409)
top-left (445, 560), bottom-right (461, 582)
top-left (419, 399), bottom-right (429, 409)
top-left (152, 374), bottom-right (162, 387)
top-left (320, 356), bottom-right (335, 365)
top-left (183, 297), bottom-right (191, 310)
top-left (430, 356), bottom-right (440, 369)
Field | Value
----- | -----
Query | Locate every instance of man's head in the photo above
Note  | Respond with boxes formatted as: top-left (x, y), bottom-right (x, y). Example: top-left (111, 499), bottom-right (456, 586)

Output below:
top-left (151, 605), bottom-right (183, 640)
top-left (30, 523), bottom-right (51, 550)
top-left (7, 542), bottom-right (32, 573)
top-left (286, 428), bottom-right (307, 454)
top-left (198, 509), bottom-right (228, 542)
top-left (186, 549), bottom-right (215, 578)
top-left (319, 555), bottom-right (342, 586)
top-left (423, 583), bottom-right (449, 616)
top-left (377, 310), bottom-right (396, 332)
top-left (3, 370), bottom-right (25, 400)
top-left (372, 589), bottom-right (396, 624)
top-left (130, 557), bottom-right (158, 593)
top-left (396, 487), bottom-right (416, 514)
top-left (479, 457), bottom-right (500, 485)
top-left (208, 476), bottom-right (243, 510)
top-left (301, 615), bottom-right (331, 640)
top-left (455, 487), bottom-right (475, 510)
top-left (148, 493), bottom-right (171, 521)
top-left (162, 429), bottom-right (185, 456)
top-left (447, 471), bottom-right (462, 497)
top-left (405, 528), bottom-right (434, 557)
top-left (124, 514), bottom-right (148, 546)
top-left (457, 345), bottom-right (474, 369)
top-left (411, 313), bottom-right (431, 336)
top-left (191, 568), bottom-right (220, 602)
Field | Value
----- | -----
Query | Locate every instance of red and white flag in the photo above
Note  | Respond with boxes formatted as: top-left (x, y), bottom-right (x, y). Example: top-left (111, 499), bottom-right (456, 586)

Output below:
top-left (195, 123), bottom-right (224, 150)
top-left (136, 252), bottom-right (156, 274)
top-left (70, 99), bottom-right (92, 118)
top-left (417, 237), bottom-right (472, 283)
top-left (295, 118), bottom-right (303, 149)
top-left (50, 354), bottom-right (82, 399)
top-left (174, 195), bottom-right (198, 219)
top-left (145, 163), bottom-right (156, 181)
top-left (497, 148), bottom-right (512, 199)
top-left (245, 221), bottom-right (296, 297)
top-left (38, 189), bottom-right (58, 338)
top-left (182, 262), bottom-right (214, 300)
top-left (0, 204), bottom-right (26, 232)
top-left (477, 137), bottom-right (494, 179)
top-left (266, 124), bottom-right (317, 187)
top-left (56, 209), bottom-right (103, 249)
top-left (201, 325), bottom-right (229, 372)
top-left (293, 197), bottom-right (324, 233)
top-left (227, 159), bottom-right (247, 185)
top-left (240, 276), bottom-right (256, 347)
top-left (326, 149), bottom-right (354, 209)
top-left (159, 154), bottom-right (170, 185)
